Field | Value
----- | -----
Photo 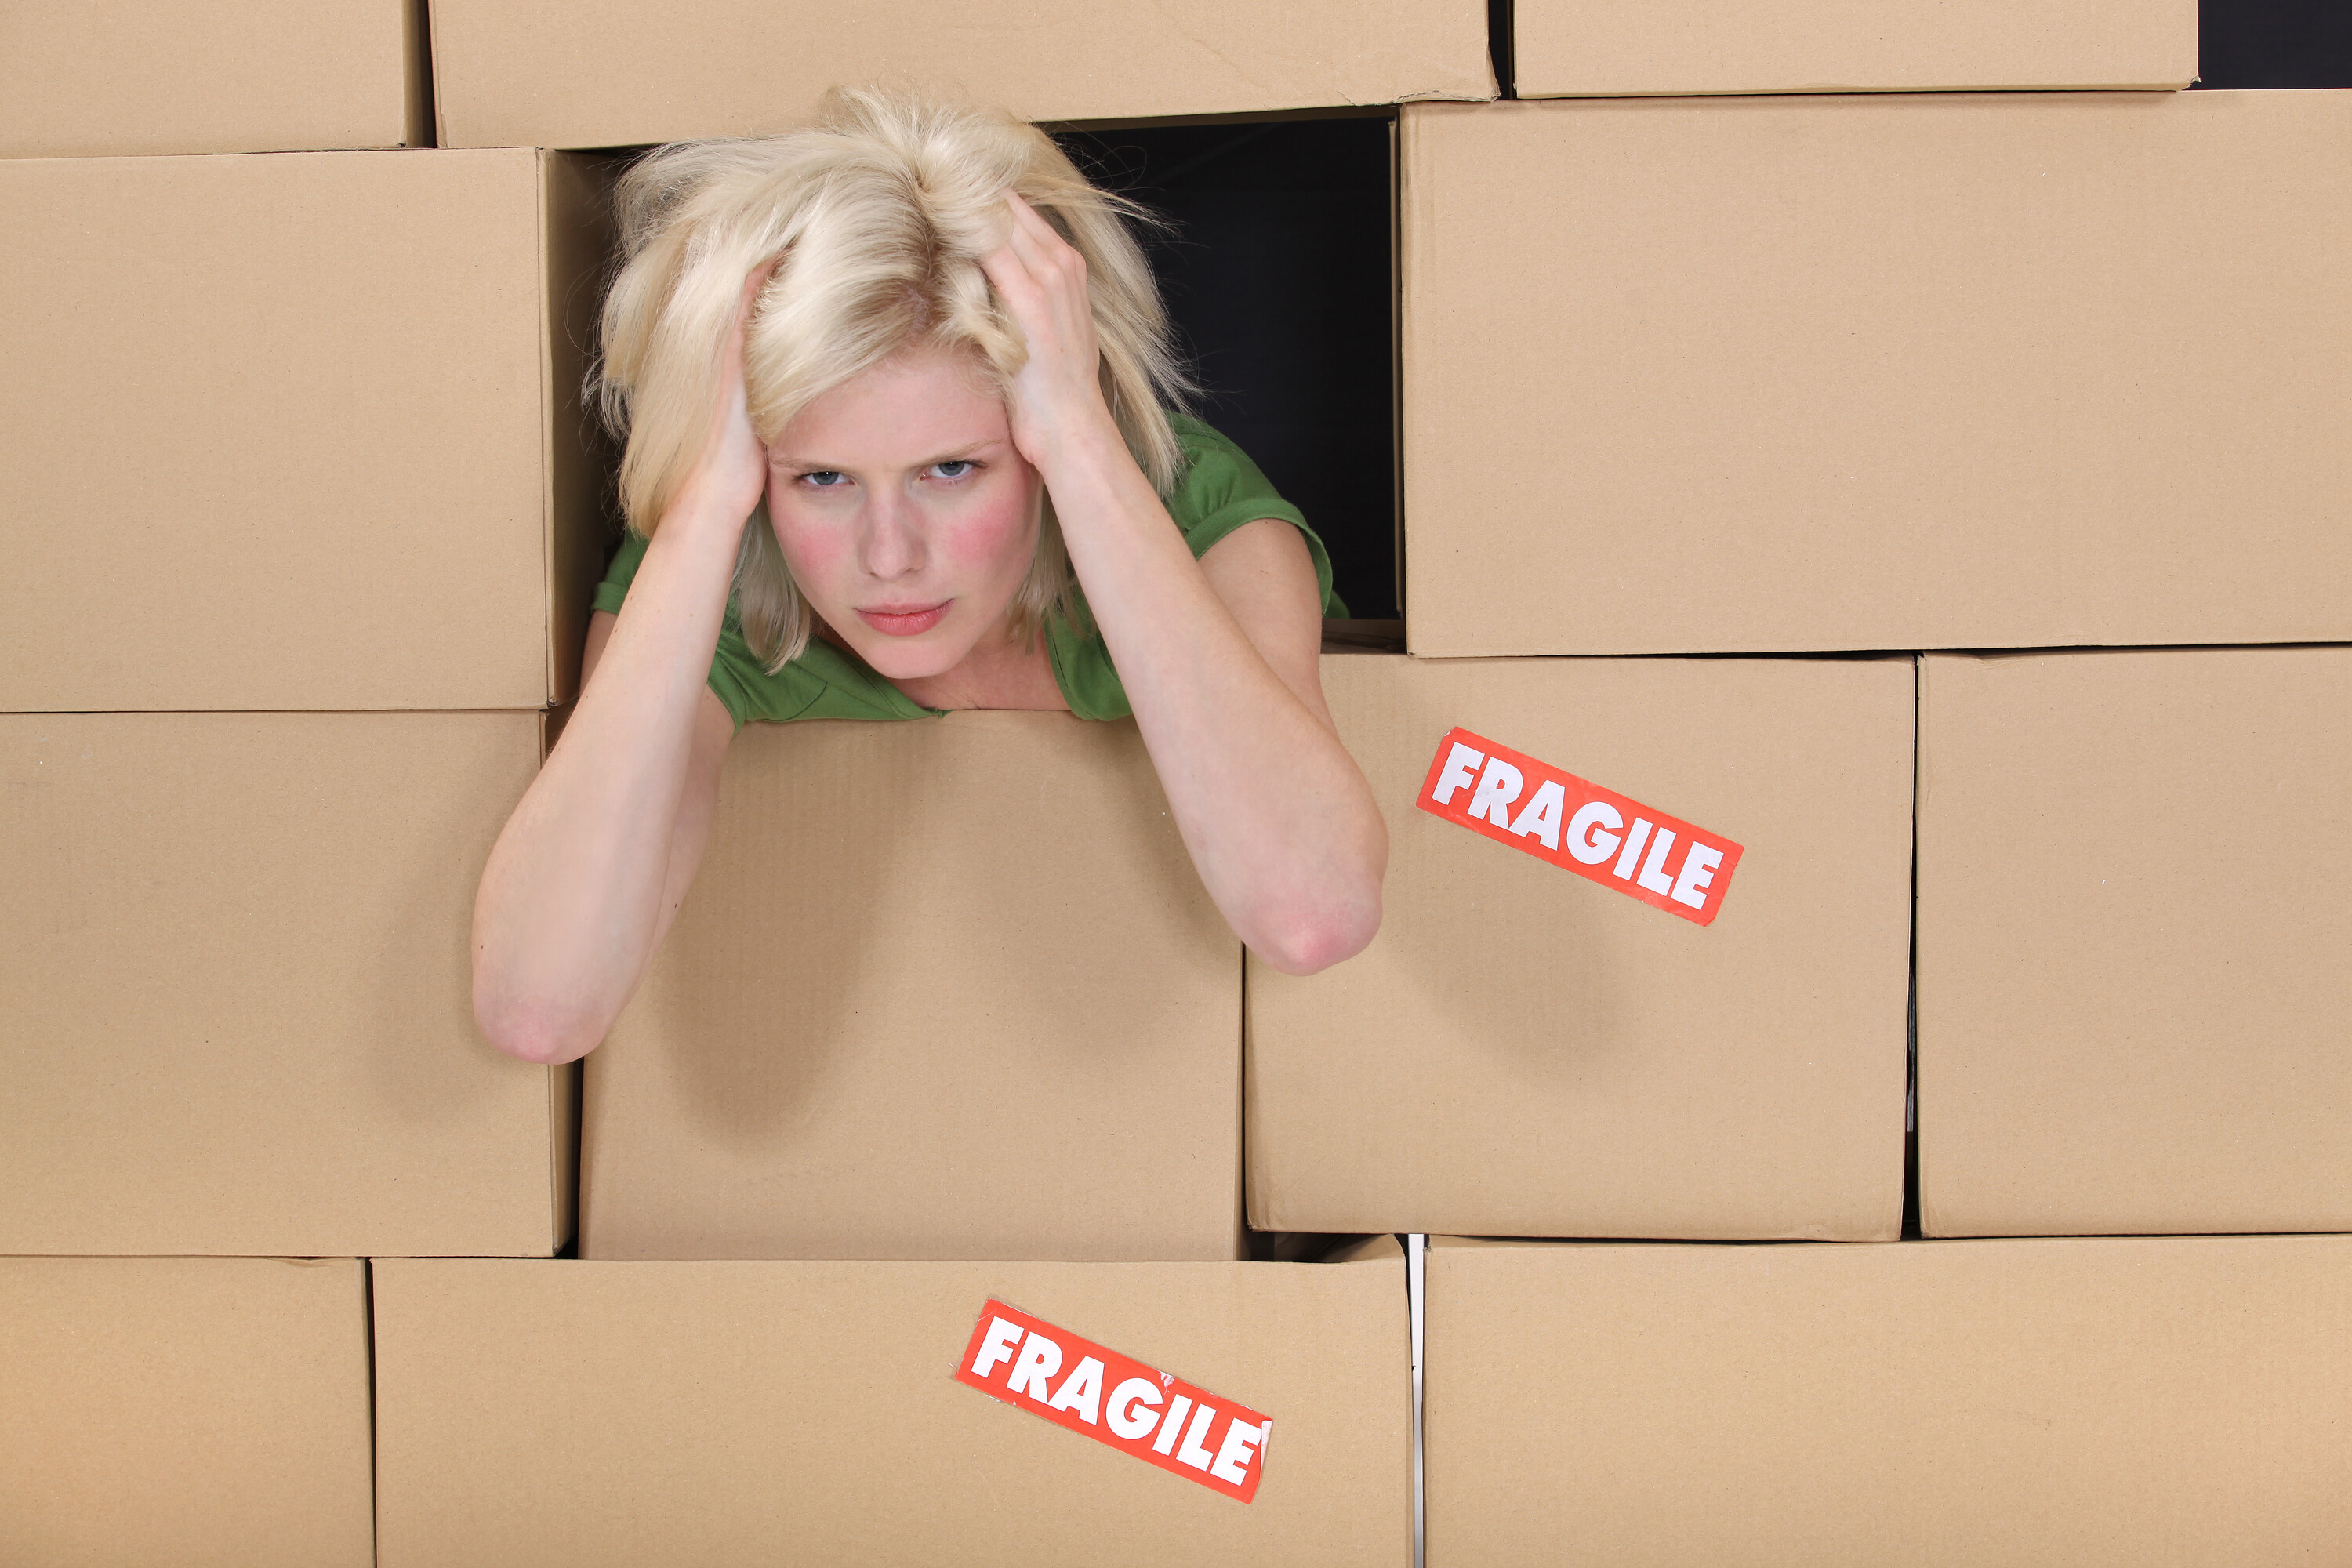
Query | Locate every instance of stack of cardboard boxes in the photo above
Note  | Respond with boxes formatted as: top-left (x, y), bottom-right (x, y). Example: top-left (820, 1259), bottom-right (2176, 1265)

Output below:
top-left (3, 2), bottom-right (2346, 1563)
top-left (1346, 5), bottom-right (2352, 1563)
top-left (1, 24), bottom-right (608, 1559)
top-left (1, 4), bottom-right (1450, 1563)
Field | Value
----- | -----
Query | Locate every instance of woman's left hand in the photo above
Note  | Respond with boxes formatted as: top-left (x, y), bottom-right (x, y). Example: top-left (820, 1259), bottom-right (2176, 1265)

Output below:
top-left (980, 191), bottom-right (1120, 469)
top-left (981, 205), bottom-right (1385, 976)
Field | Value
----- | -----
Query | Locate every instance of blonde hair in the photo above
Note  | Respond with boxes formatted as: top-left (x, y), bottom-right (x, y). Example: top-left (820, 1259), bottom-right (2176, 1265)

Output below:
top-left (595, 86), bottom-right (1192, 670)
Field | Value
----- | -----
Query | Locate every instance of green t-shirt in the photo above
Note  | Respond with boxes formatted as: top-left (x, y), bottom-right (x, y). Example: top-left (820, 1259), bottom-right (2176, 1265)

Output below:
top-left (590, 412), bottom-right (1344, 728)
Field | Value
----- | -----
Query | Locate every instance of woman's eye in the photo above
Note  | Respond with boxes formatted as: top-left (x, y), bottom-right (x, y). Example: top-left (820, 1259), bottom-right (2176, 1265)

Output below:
top-left (928, 459), bottom-right (977, 481)
top-left (799, 470), bottom-right (849, 488)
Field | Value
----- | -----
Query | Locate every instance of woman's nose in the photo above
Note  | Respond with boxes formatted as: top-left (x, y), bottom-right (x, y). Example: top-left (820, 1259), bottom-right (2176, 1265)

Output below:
top-left (858, 493), bottom-right (927, 580)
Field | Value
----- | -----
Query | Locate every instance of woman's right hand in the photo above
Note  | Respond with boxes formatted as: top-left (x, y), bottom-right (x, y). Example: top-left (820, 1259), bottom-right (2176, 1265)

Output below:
top-left (672, 260), bottom-right (779, 528)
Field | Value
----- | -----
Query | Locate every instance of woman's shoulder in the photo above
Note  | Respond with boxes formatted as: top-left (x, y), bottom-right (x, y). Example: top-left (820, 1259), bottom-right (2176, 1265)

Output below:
top-left (1149, 409), bottom-right (1341, 619)
top-left (1164, 409), bottom-right (1250, 471)
top-left (1157, 411), bottom-right (1305, 539)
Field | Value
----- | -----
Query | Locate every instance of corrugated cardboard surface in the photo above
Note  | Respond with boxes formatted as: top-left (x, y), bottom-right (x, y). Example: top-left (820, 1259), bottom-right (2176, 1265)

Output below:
top-left (0, 1257), bottom-right (374, 1568)
top-left (1427, 1235), bottom-right (2352, 1566)
top-left (373, 1247), bottom-right (1410, 1566)
top-left (1402, 91), bottom-right (2352, 655)
top-left (0, 0), bottom-right (424, 157)
top-left (583, 711), bottom-right (1246, 1261)
top-left (1249, 655), bottom-right (1913, 1239)
top-left (1918, 648), bottom-right (2352, 1236)
top-left (428, 0), bottom-right (1492, 148)
top-left (0, 712), bottom-right (572, 1256)
top-left (1515, 0), bottom-right (2194, 97)
top-left (0, 149), bottom-right (612, 711)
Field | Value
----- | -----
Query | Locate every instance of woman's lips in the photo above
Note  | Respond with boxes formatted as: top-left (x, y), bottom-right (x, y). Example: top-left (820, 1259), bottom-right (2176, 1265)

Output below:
top-left (855, 601), bottom-right (952, 637)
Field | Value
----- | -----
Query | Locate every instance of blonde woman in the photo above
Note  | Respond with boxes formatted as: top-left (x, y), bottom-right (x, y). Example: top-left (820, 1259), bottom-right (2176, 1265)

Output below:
top-left (473, 89), bottom-right (1387, 1066)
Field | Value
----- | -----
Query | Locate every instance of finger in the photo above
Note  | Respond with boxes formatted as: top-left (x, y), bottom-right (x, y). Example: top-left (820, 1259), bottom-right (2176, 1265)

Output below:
top-left (988, 190), bottom-right (1033, 258)
top-left (1022, 204), bottom-right (1087, 282)
top-left (1000, 188), bottom-right (1077, 270)
top-left (996, 210), bottom-right (1051, 278)
top-left (977, 240), bottom-right (1043, 314)
top-left (735, 256), bottom-right (779, 318)
top-left (998, 220), bottom-right (1087, 328)
top-left (1001, 187), bottom-right (1052, 240)
top-left (728, 256), bottom-right (781, 354)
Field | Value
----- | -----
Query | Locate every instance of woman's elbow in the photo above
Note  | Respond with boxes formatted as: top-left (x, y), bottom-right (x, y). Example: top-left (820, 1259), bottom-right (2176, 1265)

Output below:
top-left (474, 986), bottom-right (604, 1067)
top-left (1248, 888), bottom-right (1383, 978)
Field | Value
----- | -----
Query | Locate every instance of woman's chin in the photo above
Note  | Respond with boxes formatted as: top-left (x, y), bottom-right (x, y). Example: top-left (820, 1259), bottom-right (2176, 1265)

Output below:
top-left (840, 629), bottom-right (974, 682)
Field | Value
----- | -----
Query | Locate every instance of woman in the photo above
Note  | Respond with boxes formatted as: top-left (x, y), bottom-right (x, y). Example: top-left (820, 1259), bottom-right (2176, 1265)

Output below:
top-left (474, 89), bottom-right (1387, 1067)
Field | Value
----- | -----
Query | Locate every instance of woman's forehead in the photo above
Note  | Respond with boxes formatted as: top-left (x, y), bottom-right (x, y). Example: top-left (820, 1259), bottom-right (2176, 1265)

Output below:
top-left (776, 347), bottom-right (1010, 466)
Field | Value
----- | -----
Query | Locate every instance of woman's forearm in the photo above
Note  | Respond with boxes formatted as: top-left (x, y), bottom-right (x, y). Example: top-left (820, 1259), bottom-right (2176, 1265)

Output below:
top-left (1044, 423), bottom-right (1388, 974)
top-left (471, 497), bottom-right (742, 1062)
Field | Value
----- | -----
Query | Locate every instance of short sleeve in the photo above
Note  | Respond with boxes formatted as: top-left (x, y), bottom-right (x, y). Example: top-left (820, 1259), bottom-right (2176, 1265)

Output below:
top-left (588, 528), bottom-right (648, 617)
top-left (1046, 414), bottom-right (1349, 722)
top-left (1162, 413), bottom-right (1345, 618)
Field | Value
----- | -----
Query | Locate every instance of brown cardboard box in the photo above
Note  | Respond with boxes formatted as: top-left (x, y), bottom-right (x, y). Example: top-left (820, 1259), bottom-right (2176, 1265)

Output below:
top-left (1514, 0), bottom-right (2195, 98)
top-left (0, 148), bottom-right (612, 711)
top-left (1917, 648), bottom-right (2352, 1236)
top-left (582, 711), bottom-right (1246, 1261)
top-left (0, 0), bottom-right (428, 158)
top-left (0, 712), bottom-right (573, 1256)
top-left (1401, 90), bottom-right (2352, 656)
top-left (1427, 1235), bottom-right (2352, 1565)
top-left (372, 1242), bottom-right (1410, 1566)
top-left (426, 0), bottom-right (1493, 149)
top-left (1249, 654), bottom-right (1913, 1240)
top-left (0, 1257), bottom-right (374, 1568)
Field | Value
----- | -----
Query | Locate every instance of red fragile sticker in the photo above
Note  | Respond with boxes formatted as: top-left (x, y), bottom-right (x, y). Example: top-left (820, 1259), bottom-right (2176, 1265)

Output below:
top-left (1417, 727), bottom-right (1744, 926)
top-left (955, 1299), bottom-right (1272, 1503)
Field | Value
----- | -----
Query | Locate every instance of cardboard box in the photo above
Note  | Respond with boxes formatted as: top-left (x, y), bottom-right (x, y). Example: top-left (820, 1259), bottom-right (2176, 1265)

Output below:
top-left (583, 711), bottom-right (1247, 1261)
top-left (1917, 648), bottom-right (2352, 1236)
top-left (0, 0), bottom-right (428, 158)
top-left (0, 712), bottom-right (573, 1257)
top-left (426, 0), bottom-right (1493, 149)
top-left (1249, 654), bottom-right (1914, 1240)
top-left (1514, 0), bottom-right (2195, 98)
top-left (0, 1256), bottom-right (374, 1568)
top-left (1401, 90), bottom-right (2352, 656)
top-left (372, 1241), bottom-right (1410, 1566)
top-left (1426, 1235), bottom-right (2352, 1565)
top-left (0, 148), bottom-right (612, 711)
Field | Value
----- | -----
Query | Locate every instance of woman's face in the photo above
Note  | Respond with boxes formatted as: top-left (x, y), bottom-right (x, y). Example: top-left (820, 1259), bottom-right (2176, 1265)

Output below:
top-left (764, 347), bottom-right (1043, 681)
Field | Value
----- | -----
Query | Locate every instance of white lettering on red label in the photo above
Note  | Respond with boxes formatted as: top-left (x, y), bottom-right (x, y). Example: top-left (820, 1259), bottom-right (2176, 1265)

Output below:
top-left (1416, 727), bottom-right (1745, 926)
top-left (955, 1299), bottom-right (1272, 1503)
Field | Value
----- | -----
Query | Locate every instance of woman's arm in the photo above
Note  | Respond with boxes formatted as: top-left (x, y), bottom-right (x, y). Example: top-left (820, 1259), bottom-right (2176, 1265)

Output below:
top-left (473, 614), bottom-right (736, 1064)
top-left (983, 197), bottom-right (1387, 975)
top-left (470, 271), bottom-right (769, 1064)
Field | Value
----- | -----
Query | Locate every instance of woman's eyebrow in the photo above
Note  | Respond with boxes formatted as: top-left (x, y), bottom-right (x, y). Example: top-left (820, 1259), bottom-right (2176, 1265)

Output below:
top-left (915, 437), bottom-right (1009, 463)
top-left (772, 437), bottom-right (1010, 470)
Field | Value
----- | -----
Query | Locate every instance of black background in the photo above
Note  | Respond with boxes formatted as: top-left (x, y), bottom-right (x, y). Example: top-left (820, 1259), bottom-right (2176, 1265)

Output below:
top-left (2197, 0), bottom-right (2352, 87)
top-left (1060, 1), bottom-right (2351, 626)
top-left (1057, 118), bottom-right (1399, 620)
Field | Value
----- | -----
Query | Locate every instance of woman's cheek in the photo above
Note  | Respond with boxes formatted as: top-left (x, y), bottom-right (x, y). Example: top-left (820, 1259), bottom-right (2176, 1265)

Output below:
top-left (769, 503), bottom-right (855, 601)
top-left (940, 485), bottom-right (1039, 590)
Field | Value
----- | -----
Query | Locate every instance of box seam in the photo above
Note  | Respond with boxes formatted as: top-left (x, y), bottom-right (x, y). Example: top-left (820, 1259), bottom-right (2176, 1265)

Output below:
top-left (535, 149), bottom-right (560, 707)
